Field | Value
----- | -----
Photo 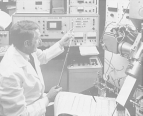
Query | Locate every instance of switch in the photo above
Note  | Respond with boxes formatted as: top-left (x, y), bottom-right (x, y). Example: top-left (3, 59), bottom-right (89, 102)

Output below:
top-left (4, 33), bottom-right (7, 37)
top-left (61, 31), bottom-right (64, 34)
top-left (77, 0), bottom-right (84, 4)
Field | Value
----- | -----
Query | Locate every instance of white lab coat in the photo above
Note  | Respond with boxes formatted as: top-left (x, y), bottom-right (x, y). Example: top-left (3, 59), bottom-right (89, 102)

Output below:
top-left (0, 43), bottom-right (64, 116)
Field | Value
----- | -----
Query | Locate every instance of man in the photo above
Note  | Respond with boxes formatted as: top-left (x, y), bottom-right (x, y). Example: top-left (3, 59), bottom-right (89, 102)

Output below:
top-left (0, 20), bottom-right (73, 116)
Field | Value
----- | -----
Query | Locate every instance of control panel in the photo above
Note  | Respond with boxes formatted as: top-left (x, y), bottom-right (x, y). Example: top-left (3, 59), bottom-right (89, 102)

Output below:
top-left (69, 0), bottom-right (98, 5)
top-left (14, 0), bottom-right (100, 47)
top-left (0, 31), bottom-right (9, 46)
top-left (12, 14), bottom-right (99, 47)
top-left (68, 56), bottom-right (102, 69)
top-left (68, 0), bottom-right (98, 14)
top-left (69, 6), bottom-right (98, 14)
top-left (16, 0), bottom-right (51, 13)
top-left (105, 0), bottom-right (134, 32)
top-left (68, 56), bottom-right (102, 93)
top-left (16, 0), bottom-right (99, 14)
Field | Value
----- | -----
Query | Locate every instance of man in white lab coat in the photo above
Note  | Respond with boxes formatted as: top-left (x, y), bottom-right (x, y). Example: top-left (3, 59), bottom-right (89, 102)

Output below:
top-left (0, 20), bottom-right (73, 116)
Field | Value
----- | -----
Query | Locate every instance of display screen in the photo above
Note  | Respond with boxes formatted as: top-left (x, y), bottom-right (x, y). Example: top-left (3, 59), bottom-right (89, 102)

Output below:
top-left (47, 21), bottom-right (62, 30)
top-left (35, 1), bottom-right (42, 5)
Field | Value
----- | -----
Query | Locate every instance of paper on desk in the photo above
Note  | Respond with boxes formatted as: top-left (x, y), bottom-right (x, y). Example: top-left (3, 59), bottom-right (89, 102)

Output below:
top-left (54, 92), bottom-right (118, 116)
top-left (116, 75), bottom-right (136, 107)
top-left (79, 46), bottom-right (99, 56)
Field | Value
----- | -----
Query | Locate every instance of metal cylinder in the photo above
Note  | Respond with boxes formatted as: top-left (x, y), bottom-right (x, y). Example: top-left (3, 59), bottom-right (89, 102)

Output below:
top-left (126, 60), bottom-right (142, 78)
top-left (118, 41), bottom-right (132, 57)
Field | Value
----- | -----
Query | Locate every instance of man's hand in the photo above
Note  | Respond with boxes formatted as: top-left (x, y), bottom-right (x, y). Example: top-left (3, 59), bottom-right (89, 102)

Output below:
top-left (47, 86), bottom-right (62, 102)
top-left (59, 29), bottom-right (74, 47)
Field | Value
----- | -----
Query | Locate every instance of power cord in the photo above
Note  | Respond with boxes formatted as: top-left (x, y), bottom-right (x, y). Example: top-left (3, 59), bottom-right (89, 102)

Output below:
top-left (105, 52), bottom-right (113, 81)
top-left (112, 103), bottom-right (118, 116)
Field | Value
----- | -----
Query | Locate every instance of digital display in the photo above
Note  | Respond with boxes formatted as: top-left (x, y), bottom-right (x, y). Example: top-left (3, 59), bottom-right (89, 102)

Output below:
top-left (47, 21), bottom-right (62, 30)
top-left (49, 23), bottom-right (57, 28)
top-left (35, 1), bottom-right (42, 5)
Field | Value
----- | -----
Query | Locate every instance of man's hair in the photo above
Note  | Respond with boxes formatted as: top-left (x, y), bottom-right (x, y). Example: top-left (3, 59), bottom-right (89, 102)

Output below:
top-left (10, 20), bottom-right (40, 50)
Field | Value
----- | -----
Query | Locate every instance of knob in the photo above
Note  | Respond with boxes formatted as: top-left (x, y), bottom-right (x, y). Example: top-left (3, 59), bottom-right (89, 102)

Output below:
top-left (4, 33), bottom-right (7, 36)
top-left (61, 31), bottom-right (64, 34)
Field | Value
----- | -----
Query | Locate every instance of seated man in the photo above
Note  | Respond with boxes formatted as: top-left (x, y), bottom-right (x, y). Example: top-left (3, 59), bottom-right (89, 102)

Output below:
top-left (0, 20), bottom-right (73, 116)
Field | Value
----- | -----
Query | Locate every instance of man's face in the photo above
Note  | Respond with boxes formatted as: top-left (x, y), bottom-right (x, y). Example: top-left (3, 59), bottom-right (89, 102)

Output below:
top-left (24, 29), bottom-right (42, 54)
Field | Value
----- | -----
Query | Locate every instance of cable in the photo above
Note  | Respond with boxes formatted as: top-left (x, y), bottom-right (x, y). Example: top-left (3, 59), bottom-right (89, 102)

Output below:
top-left (108, 69), bottom-right (117, 87)
top-left (101, 2), bottom-right (130, 45)
top-left (89, 90), bottom-right (96, 103)
top-left (112, 103), bottom-right (118, 116)
top-left (115, 75), bottom-right (126, 87)
top-left (57, 42), bottom-right (71, 87)
top-left (104, 59), bottom-right (117, 88)
top-left (100, 22), bottom-right (116, 44)
top-left (105, 56), bottom-right (125, 71)
top-left (117, 2), bottom-right (130, 25)
top-left (105, 52), bottom-right (113, 79)
top-left (101, 2), bottom-right (130, 47)
top-left (104, 58), bottom-right (116, 70)
top-left (107, 65), bottom-right (124, 90)
top-left (56, 21), bottom-right (74, 87)
top-left (116, 31), bottom-right (126, 43)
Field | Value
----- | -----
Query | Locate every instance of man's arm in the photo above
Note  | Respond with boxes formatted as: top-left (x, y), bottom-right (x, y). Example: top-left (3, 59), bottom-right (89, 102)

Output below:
top-left (36, 30), bottom-right (73, 64)
top-left (36, 42), bottom-right (64, 65)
